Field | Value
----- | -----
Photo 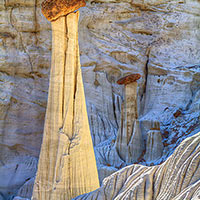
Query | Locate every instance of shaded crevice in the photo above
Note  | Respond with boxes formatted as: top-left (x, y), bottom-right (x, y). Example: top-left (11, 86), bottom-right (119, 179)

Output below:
top-left (34, 0), bottom-right (39, 45)
top-left (4, 0), bottom-right (7, 9)
top-left (140, 47), bottom-right (151, 115)
top-left (143, 47), bottom-right (151, 98)
top-left (111, 86), bottom-right (119, 130)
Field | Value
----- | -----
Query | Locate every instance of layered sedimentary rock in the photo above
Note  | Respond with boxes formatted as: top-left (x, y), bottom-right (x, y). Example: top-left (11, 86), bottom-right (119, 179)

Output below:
top-left (74, 132), bottom-right (200, 200)
top-left (32, 10), bottom-right (99, 200)
top-left (0, 0), bottom-right (200, 199)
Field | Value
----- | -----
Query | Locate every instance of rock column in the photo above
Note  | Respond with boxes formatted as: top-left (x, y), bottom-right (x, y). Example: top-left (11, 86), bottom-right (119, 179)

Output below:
top-left (32, 1), bottom-right (99, 200)
top-left (115, 74), bottom-right (144, 163)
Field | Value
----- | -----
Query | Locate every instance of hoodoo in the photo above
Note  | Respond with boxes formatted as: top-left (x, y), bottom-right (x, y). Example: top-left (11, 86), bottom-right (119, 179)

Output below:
top-left (117, 74), bottom-right (141, 145)
top-left (32, 1), bottom-right (99, 199)
top-left (115, 74), bottom-right (143, 163)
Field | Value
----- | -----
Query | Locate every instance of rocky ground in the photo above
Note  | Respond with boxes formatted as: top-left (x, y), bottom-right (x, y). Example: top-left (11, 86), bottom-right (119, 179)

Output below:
top-left (0, 0), bottom-right (199, 199)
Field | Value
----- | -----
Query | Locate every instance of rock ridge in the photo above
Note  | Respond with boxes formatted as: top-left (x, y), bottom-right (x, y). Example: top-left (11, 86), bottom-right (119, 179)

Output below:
top-left (74, 132), bottom-right (200, 200)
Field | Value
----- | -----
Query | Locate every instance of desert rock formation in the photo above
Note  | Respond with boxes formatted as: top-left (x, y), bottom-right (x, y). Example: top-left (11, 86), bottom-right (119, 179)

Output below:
top-left (32, 3), bottom-right (99, 199)
top-left (116, 74), bottom-right (142, 163)
top-left (0, 0), bottom-right (199, 199)
top-left (74, 132), bottom-right (200, 200)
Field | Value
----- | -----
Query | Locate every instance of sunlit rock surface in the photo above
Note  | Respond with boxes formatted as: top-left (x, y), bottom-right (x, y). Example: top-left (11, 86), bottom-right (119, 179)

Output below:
top-left (0, 0), bottom-right (199, 199)
top-left (32, 12), bottom-right (99, 200)
top-left (74, 132), bottom-right (200, 200)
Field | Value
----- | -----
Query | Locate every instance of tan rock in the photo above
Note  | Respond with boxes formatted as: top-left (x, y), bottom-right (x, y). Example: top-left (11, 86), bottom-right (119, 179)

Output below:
top-left (41, 0), bottom-right (86, 21)
top-left (32, 12), bottom-right (99, 200)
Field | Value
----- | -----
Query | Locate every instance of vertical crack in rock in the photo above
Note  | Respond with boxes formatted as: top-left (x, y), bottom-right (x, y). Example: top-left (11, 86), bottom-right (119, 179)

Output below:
top-left (34, 0), bottom-right (38, 45)
top-left (144, 47), bottom-right (150, 96)
top-left (32, 5), bottom-right (99, 199)
top-left (141, 47), bottom-right (150, 107)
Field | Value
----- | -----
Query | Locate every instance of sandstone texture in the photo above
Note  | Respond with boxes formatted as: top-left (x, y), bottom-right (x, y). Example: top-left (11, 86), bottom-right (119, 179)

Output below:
top-left (32, 12), bottom-right (99, 200)
top-left (41, 0), bottom-right (86, 21)
top-left (0, 0), bottom-right (200, 199)
top-left (74, 132), bottom-right (200, 200)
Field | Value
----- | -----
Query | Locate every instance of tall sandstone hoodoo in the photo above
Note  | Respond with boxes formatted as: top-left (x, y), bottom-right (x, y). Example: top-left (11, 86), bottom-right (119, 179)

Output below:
top-left (32, 1), bottom-right (99, 199)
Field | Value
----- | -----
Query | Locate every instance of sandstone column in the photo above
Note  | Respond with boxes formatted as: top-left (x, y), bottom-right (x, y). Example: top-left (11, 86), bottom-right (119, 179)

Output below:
top-left (115, 74), bottom-right (143, 163)
top-left (32, 1), bottom-right (99, 199)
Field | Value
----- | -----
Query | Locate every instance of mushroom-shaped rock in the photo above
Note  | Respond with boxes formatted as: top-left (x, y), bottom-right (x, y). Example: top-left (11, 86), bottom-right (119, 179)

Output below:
top-left (32, 4), bottom-right (99, 200)
top-left (41, 0), bottom-right (86, 21)
top-left (116, 73), bottom-right (141, 144)
top-left (115, 74), bottom-right (142, 163)
top-left (117, 73), bottom-right (141, 85)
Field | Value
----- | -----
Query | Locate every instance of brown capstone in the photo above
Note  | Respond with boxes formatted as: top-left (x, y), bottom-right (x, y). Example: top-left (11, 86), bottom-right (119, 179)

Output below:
top-left (117, 73), bottom-right (141, 85)
top-left (41, 0), bottom-right (86, 21)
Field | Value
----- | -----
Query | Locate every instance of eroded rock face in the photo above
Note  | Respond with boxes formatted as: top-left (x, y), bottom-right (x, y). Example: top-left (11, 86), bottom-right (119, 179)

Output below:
top-left (0, 0), bottom-right (200, 199)
top-left (74, 132), bottom-right (200, 200)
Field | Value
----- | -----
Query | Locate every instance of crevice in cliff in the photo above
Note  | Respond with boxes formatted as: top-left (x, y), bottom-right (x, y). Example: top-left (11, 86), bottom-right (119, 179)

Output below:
top-left (111, 85), bottom-right (119, 130)
top-left (10, 7), bottom-right (34, 72)
top-left (34, 0), bottom-right (38, 45)
top-left (140, 47), bottom-right (150, 111)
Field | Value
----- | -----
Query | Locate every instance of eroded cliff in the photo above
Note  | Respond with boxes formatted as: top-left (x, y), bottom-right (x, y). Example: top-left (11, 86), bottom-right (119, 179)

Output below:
top-left (0, 0), bottom-right (199, 199)
top-left (74, 132), bottom-right (200, 200)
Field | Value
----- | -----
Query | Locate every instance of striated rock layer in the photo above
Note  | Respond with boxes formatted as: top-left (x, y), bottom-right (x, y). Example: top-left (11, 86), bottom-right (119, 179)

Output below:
top-left (0, 0), bottom-right (200, 199)
top-left (32, 12), bottom-right (99, 200)
top-left (74, 132), bottom-right (200, 200)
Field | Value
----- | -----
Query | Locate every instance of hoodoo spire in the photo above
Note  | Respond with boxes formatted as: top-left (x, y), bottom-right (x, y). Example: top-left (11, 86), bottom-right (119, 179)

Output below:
top-left (32, 1), bottom-right (99, 199)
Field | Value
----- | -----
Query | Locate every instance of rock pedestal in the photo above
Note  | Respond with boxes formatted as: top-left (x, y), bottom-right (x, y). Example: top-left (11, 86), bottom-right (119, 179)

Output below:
top-left (32, 10), bottom-right (99, 200)
top-left (115, 74), bottom-right (144, 164)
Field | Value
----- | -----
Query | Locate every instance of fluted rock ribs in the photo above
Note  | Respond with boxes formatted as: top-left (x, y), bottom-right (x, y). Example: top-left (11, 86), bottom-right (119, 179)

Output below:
top-left (74, 132), bottom-right (200, 200)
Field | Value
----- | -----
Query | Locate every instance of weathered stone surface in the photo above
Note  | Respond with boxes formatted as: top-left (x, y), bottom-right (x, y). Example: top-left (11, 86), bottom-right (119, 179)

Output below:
top-left (117, 74), bottom-right (141, 85)
top-left (144, 130), bottom-right (164, 163)
top-left (13, 197), bottom-right (29, 200)
top-left (0, 0), bottom-right (200, 199)
top-left (0, 156), bottom-right (37, 200)
top-left (17, 178), bottom-right (34, 199)
top-left (32, 12), bottom-right (99, 200)
top-left (41, 0), bottom-right (86, 21)
top-left (74, 132), bottom-right (200, 200)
